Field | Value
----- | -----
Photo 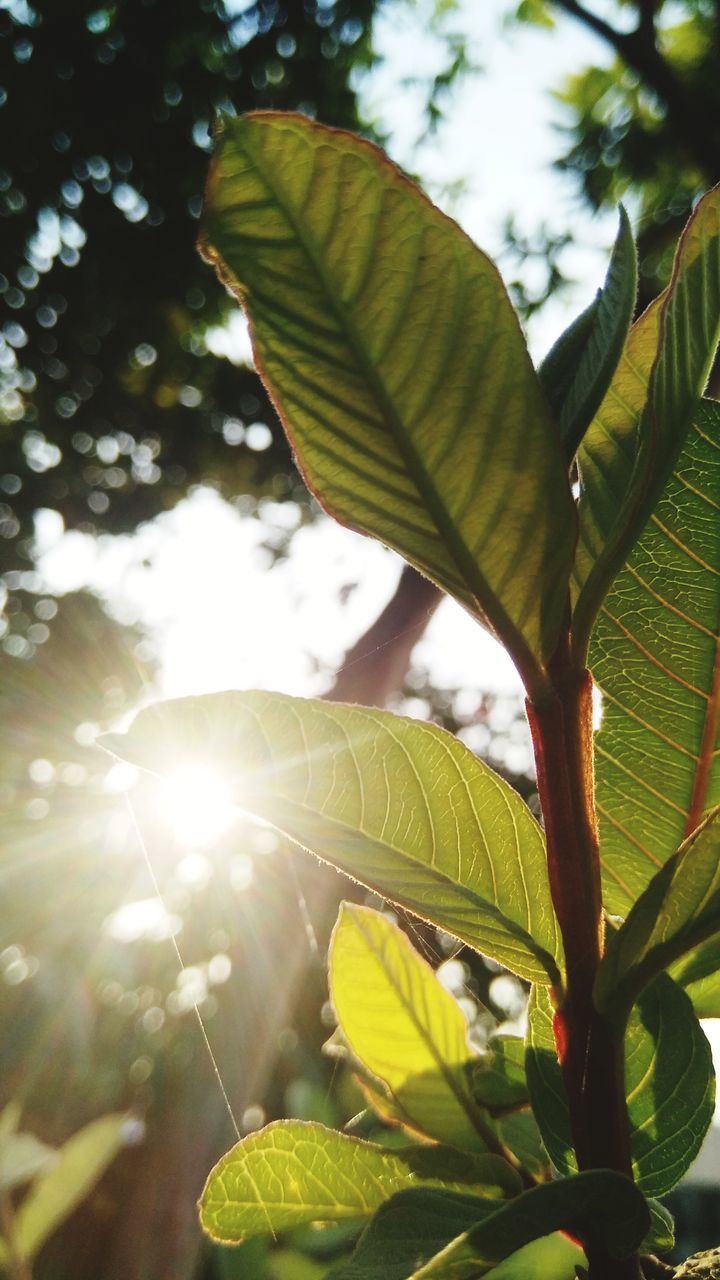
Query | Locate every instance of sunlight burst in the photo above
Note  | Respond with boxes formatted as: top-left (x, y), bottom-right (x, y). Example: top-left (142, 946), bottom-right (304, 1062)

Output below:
top-left (156, 766), bottom-right (238, 849)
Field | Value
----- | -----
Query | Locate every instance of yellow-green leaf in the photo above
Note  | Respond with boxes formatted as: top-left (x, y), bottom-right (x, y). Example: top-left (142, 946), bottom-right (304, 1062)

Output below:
top-left (102, 691), bottom-right (563, 985)
top-left (199, 1121), bottom-right (521, 1245)
top-left (12, 1114), bottom-right (127, 1262)
top-left (330, 904), bottom-right (488, 1152)
top-left (199, 111), bottom-right (576, 692)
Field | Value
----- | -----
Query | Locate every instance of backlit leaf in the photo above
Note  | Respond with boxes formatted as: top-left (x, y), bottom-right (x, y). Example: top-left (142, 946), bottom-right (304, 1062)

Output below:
top-left (199, 111), bottom-right (576, 692)
top-left (103, 691), bottom-right (563, 985)
top-left (539, 205), bottom-right (637, 460)
top-left (330, 904), bottom-right (488, 1151)
top-left (13, 1114), bottom-right (127, 1262)
top-left (595, 808), bottom-right (720, 1019)
top-left (199, 1121), bottom-right (521, 1244)
top-left (526, 976), bottom-right (715, 1195)
top-left (589, 400), bottom-right (720, 918)
top-left (573, 185), bottom-right (720, 657)
top-left (328, 1174), bottom-right (648, 1279)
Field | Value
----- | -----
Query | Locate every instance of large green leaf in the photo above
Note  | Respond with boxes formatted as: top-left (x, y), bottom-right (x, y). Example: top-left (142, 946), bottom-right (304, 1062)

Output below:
top-left (199, 111), bottom-right (576, 691)
top-left (199, 1121), bottom-right (521, 1244)
top-left (526, 975), bottom-right (715, 1195)
top-left (330, 904), bottom-right (488, 1152)
top-left (103, 691), bottom-right (563, 985)
top-left (595, 808), bottom-right (720, 1019)
top-left (539, 205), bottom-right (637, 461)
top-left (328, 1174), bottom-right (648, 1280)
top-left (6, 1115), bottom-right (126, 1263)
top-left (573, 185), bottom-right (720, 657)
top-left (589, 399), bottom-right (720, 918)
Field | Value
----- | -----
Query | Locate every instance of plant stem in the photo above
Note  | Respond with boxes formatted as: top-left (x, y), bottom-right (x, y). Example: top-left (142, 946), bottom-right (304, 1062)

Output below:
top-left (527, 631), bottom-right (642, 1280)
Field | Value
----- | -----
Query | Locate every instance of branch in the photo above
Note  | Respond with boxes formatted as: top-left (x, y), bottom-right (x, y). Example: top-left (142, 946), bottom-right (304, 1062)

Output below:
top-left (328, 564), bottom-right (442, 707)
top-left (551, 0), bottom-right (720, 179)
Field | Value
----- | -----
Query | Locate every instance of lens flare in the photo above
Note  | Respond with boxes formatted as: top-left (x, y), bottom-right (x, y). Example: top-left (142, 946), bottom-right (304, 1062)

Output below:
top-left (156, 766), bottom-right (238, 849)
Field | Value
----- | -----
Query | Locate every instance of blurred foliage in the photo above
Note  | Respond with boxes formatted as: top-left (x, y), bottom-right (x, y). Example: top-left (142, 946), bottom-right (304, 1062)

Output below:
top-left (0, 0), bottom-right (380, 645)
top-left (511, 0), bottom-right (720, 307)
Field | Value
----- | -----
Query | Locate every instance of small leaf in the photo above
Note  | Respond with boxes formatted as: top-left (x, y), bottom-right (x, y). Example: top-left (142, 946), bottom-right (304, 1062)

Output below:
top-left (468, 1036), bottom-right (528, 1114)
top-left (103, 691), bottom-right (563, 985)
top-left (539, 205), bottom-right (637, 460)
top-left (595, 808), bottom-right (720, 1020)
top-left (642, 1200), bottom-right (675, 1256)
top-left (527, 976), bottom-right (715, 1195)
top-left (13, 1114), bottom-right (127, 1261)
top-left (574, 184), bottom-right (720, 658)
top-left (329, 1174), bottom-right (648, 1279)
top-left (671, 940), bottom-right (720, 1017)
top-left (200, 111), bottom-right (576, 690)
top-left (330, 904), bottom-right (488, 1151)
top-left (494, 1111), bottom-right (550, 1183)
top-left (198, 1121), bottom-right (522, 1244)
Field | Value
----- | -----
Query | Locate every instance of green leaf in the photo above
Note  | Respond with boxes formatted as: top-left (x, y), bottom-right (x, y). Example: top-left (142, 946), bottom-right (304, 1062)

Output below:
top-left (330, 904), bottom-right (489, 1151)
top-left (199, 1121), bottom-right (522, 1244)
top-left (468, 1036), bottom-right (528, 1114)
top-left (199, 111), bottom-right (576, 691)
top-left (573, 184), bottom-right (720, 658)
top-left (103, 691), bottom-right (563, 985)
top-left (493, 1112), bottom-right (550, 1183)
top-left (625, 974), bottom-right (714, 1195)
top-left (12, 1114), bottom-right (127, 1262)
top-left (642, 1200), bottom-right (675, 1256)
top-left (596, 808), bottom-right (720, 1019)
top-left (589, 399), bottom-right (720, 917)
top-left (671, 940), bottom-right (720, 1016)
top-left (526, 976), bottom-right (715, 1195)
top-left (524, 986), bottom-right (575, 1178)
top-left (328, 1174), bottom-right (649, 1279)
top-left (539, 205), bottom-right (637, 460)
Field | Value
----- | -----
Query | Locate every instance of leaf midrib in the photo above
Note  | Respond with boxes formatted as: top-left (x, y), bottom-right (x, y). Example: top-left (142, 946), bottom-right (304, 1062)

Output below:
top-left (244, 789), bottom-right (560, 983)
top-left (345, 912), bottom-right (487, 1142)
top-left (239, 122), bottom-right (547, 684)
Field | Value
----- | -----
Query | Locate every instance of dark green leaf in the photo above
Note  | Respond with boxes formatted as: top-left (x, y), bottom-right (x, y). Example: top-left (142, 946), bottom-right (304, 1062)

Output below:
top-left (468, 1036), bottom-right (528, 1114)
top-left (642, 1200), bottom-right (675, 1256)
top-left (539, 205), bottom-right (637, 459)
top-left (526, 976), bottom-right (715, 1195)
top-left (589, 400), bottom-right (720, 919)
top-left (328, 1174), bottom-right (648, 1279)
top-left (199, 1121), bottom-right (521, 1244)
top-left (103, 691), bottom-right (563, 985)
top-left (596, 808), bottom-right (720, 1020)
top-left (200, 111), bottom-right (576, 692)
top-left (573, 185), bottom-right (720, 658)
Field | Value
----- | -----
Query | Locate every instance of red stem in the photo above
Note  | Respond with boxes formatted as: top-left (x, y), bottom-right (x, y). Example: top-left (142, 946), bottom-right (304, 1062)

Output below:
top-left (527, 636), bottom-right (642, 1280)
